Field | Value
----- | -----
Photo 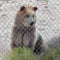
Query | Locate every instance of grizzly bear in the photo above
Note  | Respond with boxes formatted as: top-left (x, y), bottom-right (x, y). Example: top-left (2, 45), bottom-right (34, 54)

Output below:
top-left (11, 5), bottom-right (43, 54)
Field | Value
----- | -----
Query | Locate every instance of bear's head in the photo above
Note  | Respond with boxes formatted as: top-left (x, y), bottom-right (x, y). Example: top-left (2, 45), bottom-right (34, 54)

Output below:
top-left (16, 5), bottom-right (38, 27)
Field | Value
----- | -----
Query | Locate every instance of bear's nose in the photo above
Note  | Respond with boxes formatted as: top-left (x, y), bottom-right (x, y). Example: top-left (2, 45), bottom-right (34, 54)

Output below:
top-left (30, 22), bottom-right (35, 25)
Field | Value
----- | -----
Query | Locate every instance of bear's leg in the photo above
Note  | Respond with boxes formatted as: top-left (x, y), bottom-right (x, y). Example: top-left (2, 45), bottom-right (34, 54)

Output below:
top-left (33, 35), bottom-right (43, 54)
top-left (11, 42), bottom-right (18, 49)
top-left (28, 40), bottom-right (33, 48)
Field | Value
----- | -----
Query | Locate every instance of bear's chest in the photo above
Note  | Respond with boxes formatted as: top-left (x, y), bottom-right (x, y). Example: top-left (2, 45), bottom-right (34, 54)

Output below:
top-left (22, 28), bottom-right (35, 47)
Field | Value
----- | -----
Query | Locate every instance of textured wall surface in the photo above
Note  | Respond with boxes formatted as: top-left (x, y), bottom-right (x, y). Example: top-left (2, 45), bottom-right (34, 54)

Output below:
top-left (0, 0), bottom-right (60, 59)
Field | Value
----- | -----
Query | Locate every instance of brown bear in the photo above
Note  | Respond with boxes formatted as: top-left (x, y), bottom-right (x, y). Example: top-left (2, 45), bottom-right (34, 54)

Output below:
top-left (11, 5), bottom-right (43, 54)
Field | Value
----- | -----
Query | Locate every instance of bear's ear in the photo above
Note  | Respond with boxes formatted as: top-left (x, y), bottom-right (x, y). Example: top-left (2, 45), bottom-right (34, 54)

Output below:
top-left (20, 6), bottom-right (25, 11)
top-left (33, 7), bottom-right (38, 11)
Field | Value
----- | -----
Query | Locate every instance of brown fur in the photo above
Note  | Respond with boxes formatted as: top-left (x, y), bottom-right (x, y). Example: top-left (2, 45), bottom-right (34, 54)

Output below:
top-left (11, 5), bottom-right (38, 50)
top-left (11, 6), bottom-right (44, 55)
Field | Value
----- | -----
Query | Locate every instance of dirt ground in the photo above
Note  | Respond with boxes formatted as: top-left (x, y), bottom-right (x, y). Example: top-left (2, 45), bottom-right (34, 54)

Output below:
top-left (0, 0), bottom-right (60, 59)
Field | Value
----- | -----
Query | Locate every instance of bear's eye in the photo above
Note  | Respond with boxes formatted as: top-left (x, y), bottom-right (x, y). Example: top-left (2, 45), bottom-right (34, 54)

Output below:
top-left (26, 15), bottom-right (30, 18)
